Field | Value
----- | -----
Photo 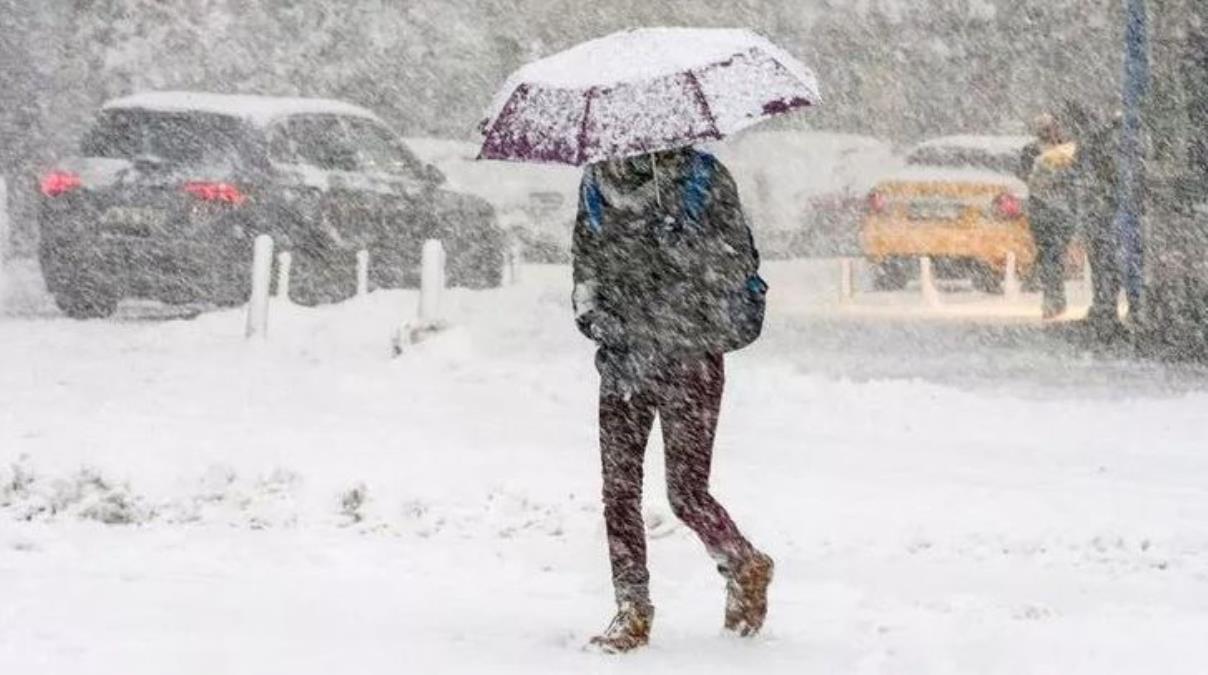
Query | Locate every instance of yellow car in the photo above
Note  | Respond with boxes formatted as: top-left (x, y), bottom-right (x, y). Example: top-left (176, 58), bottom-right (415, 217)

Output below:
top-left (860, 135), bottom-right (1048, 293)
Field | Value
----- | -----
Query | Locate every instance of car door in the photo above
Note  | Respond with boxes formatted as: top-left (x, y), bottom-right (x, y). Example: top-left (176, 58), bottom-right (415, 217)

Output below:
top-left (268, 114), bottom-right (379, 252)
top-left (341, 117), bottom-right (436, 286)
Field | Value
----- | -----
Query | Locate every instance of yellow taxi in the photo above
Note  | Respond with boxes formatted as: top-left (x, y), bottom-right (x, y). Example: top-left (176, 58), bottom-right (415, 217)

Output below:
top-left (860, 135), bottom-right (1071, 293)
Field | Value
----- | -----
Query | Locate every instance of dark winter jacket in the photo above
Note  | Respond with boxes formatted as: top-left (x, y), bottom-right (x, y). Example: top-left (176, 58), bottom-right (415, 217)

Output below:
top-left (572, 148), bottom-right (763, 387)
top-left (1061, 101), bottom-right (1121, 221)
top-left (1073, 119), bottom-right (1123, 222)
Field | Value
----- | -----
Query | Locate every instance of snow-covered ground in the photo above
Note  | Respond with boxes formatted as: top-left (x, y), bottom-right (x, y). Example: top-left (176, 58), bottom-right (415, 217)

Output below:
top-left (2, 259), bottom-right (1207, 674)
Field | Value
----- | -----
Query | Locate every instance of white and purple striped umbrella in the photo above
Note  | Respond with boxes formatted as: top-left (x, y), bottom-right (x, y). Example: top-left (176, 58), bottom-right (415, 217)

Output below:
top-left (479, 27), bottom-right (820, 166)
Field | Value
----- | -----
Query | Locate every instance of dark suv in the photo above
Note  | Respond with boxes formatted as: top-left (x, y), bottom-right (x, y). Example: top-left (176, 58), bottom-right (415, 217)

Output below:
top-left (39, 91), bottom-right (504, 318)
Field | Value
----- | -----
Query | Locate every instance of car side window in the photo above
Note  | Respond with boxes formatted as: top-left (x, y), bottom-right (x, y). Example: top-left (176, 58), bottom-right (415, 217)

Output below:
top-left (278, 115), bottom-right (358, 171)
top-left (343, 118), bottom-right (424, 177)
top-left (267, 124), bottom-right (297, 164)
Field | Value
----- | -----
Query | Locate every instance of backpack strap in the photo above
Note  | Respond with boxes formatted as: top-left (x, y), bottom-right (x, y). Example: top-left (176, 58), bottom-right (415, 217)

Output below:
top-left (582, 167), bottom-right (605, 234)
top-left (681, 150), bottom-right (716, 226)
top-left (582, 151), bottom-right (716, 234)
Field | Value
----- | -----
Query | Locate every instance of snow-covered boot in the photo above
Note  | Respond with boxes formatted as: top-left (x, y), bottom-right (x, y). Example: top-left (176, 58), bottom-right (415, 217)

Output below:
top-left (723, 551), bottom-right (774, 636)
top-left (588, 601), bottom-right (654, 654)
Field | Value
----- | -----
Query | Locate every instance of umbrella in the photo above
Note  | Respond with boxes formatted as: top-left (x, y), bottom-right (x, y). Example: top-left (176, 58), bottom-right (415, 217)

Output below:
top-left (478, 27), bottom-right (820, 167)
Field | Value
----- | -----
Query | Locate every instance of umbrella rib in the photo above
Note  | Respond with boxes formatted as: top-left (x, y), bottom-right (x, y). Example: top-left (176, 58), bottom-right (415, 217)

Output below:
top-left (685, 71), bottom-right (722, 141)
top-left (576, 86), bottom-right (599, 166)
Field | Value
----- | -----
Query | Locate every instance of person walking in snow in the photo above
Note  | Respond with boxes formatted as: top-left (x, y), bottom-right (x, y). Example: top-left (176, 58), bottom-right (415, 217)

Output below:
top-left (572, 147), bottom-right (773, 653)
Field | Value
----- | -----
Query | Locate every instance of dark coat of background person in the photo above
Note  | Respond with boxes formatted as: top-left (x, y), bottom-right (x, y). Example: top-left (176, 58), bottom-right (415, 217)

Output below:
top-left (1065, 102), bottom-right (1126, 323)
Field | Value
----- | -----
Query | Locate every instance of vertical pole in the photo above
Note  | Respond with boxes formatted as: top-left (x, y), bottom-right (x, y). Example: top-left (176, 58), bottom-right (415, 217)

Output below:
top-left (356, 249), bottom-right (370, 297)
top-left (920, 256), bottom-right (941, 307)
top-left (1004, 252), bottom-right (1022, 303)
top-left (275, 251), bottom-right (292, 300)
top-left (839, 257), bottom-right (855, 303)
top-left (246, 235), bottom-right (274, 340)
top-left (1118, 0), bottom-right (1150, 311)
top-left (509, 239), bottom-right (523, 286)
top-left (0, 178), bottom-right (8, 312)
top-left (1082, 248), bottom-right (1094, 290)
top-left (418, 239), bottom-right (446, 323)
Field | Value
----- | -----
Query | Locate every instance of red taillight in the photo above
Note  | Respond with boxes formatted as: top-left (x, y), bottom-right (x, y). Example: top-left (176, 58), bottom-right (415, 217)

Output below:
top-left (867, 191), bottom-right (888, 214)
top-left (183, 181), bottom-right (247, 205)
top-left (41, 170), bottom-right (82, 198)
top-left (993, 193), bottom-right (1024, 219)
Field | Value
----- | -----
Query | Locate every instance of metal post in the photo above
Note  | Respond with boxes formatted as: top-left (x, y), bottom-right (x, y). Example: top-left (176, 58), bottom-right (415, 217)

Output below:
top-left (0, 178), bottom-right (8, 312)
top-left (246, 235), bottom-right (274, 339)
top-left (1082, 248), bottom-right (1094, 289)
top-left (508, 239), bottom-right (523, 286)
top-left (1004, 252), bottom-right (1022, 303)
top-left (839, 258), bottom-right (855, 303)
top-left (275, 251), bottom-right (292, 300)
top-left (356, 249), bottom-right (370, 297)
top-left (1118, 0), bottom-right (1150, 310)
top-left (418, 239), bottom-right (446, 323)
top-left (920, 256), bottom-right (941, 307)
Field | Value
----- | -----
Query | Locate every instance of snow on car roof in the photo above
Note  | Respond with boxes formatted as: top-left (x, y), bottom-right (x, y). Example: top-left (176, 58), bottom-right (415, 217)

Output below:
top-left (912, 134), bottom-right (1033, 156)
top-left (102, 91), bottom-right (381, 126)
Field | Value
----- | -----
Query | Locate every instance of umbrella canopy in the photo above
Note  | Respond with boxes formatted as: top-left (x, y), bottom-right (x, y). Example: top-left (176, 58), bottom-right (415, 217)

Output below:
top-left (479, 27), bottom-right (820, 166)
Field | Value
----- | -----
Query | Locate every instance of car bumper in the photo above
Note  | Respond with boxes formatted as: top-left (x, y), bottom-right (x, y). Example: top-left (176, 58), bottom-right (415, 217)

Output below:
top-left (40, 231), bottom-right (251, 304)
top-left (860, 217), bottom-right (1036, 272)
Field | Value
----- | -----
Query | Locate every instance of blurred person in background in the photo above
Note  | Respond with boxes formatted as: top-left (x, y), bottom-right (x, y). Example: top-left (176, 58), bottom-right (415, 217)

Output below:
top-left (1024, 112), bottom-right (1078, 319)
top-left (1065, 101), bottom-right (1127, 339)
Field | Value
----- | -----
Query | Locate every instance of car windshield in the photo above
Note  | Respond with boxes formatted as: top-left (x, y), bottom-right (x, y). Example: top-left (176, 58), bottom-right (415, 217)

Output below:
top-left (81, 109), bottom-right (247, 166)
top-left (906, 145), bottom-right (1017, 174)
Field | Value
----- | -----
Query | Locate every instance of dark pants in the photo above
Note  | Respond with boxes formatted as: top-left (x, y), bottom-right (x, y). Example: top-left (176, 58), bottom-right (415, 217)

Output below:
top-left (598, 353), bottom-right (755, 606)
top-left (1030, 202), bottom-right (1074, 314)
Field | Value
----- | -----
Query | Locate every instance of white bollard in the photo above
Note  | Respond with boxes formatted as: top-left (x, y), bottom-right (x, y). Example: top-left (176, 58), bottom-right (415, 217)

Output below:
top-left (508, 240), bottom-right (523, 286)
top-left (246, 235), bottom-right (274, 340)
top-left (393, 239), bottom-right (448, 356)
top-left (839, 257), bottom-right (855, 303)
top-left (1082, 249), bottom-right (1093, 289)
top-left (920, 256), bottom-right (941, 308)
top-left (356, 249), bottom-right (370, 297)
top-left (418, 239), bottom-right (446, 323)
top-left (1004, 252), bottom-right (1022, 303)
top-left (275, 251), bottom-right (292, 300)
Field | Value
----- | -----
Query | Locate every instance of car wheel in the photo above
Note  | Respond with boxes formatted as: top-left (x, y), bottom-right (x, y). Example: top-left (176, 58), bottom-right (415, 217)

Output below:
top-left (872, 258), bottom-right (910, 291)
top-left (457, 249), bottom-right (505, 289)
top-left (288, 246), bottom-right (358, 307)
top-left (54, 286), bottom-right (119, 319)
top-left (971, 263), bottom-right (1005, 295)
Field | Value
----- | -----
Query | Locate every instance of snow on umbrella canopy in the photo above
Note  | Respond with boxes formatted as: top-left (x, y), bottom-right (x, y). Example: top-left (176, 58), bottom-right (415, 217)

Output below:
top-left (478, 27), bottom-right (821, 166)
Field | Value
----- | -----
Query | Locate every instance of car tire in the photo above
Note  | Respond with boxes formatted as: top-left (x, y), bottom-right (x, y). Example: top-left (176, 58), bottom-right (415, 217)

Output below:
top-left (456, 249), bottom-right (505, 289)
top-left (872, 258), bottom-right (910, 291)
top-left (971, 263), bottom-right (1005, 295)
top-left (288, 246), bottom-right (358, 307)
top-left (54, 286), bottom-right (119, 319)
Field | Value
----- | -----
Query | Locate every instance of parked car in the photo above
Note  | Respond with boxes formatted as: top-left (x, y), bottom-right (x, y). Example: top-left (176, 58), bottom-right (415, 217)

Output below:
top-left (712, 130), bottom-right (898, 258)
top-left (404, 137), bottom-right (579, 263)
top-left (860, 134), bottom-right (1079, 292)
top-left (38, 91), bottom-right (505, 318)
